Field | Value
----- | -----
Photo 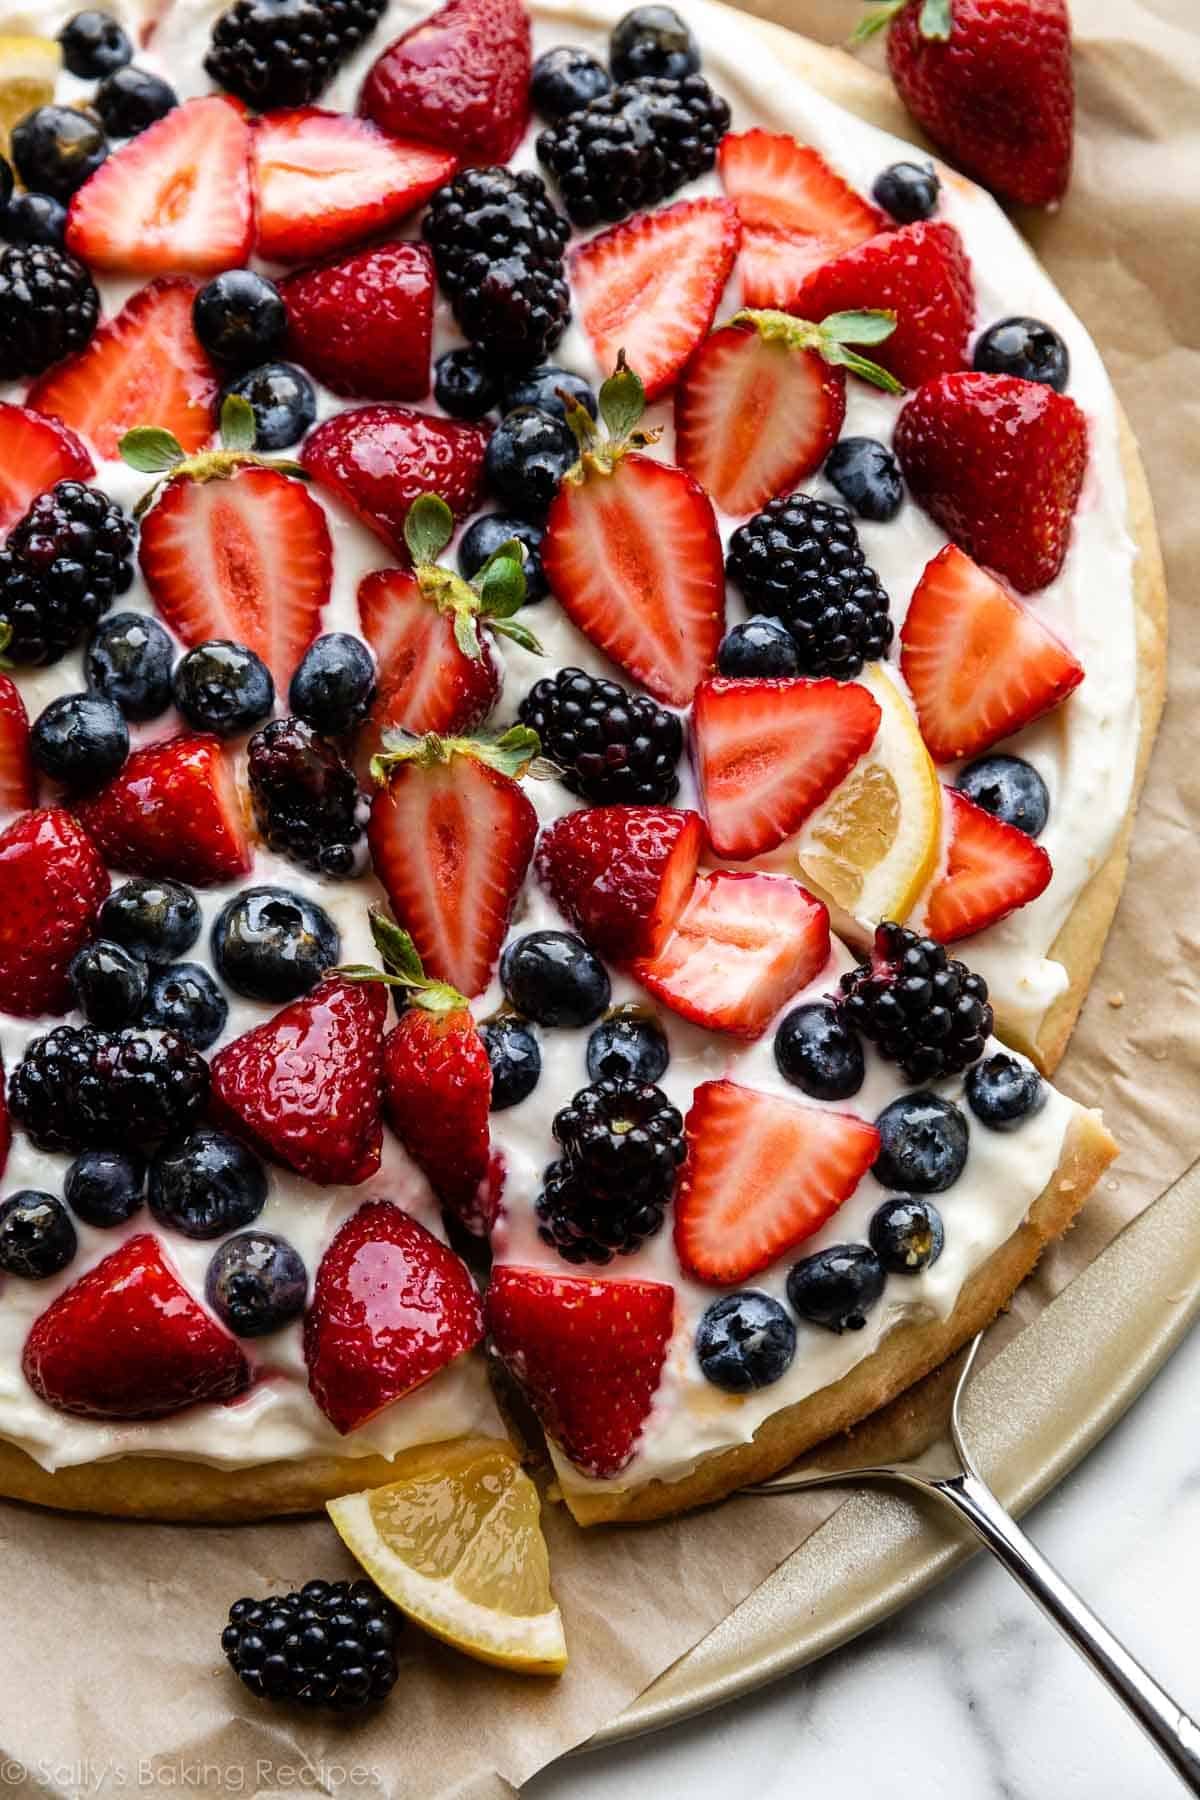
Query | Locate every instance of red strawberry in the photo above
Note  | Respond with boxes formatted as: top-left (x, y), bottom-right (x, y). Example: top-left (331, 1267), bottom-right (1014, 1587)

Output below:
top-left (0, 675), bottom-right (34, 814)
top-left (691, 676), bottom-right (881, 860)
top-left (894, 371), bottom-right (1088, 592)
top-left (675, 1079), bottom-right (881, 1284)
top-left (23, 1234), bottom-right (250, 1420)
top-left (789, 221), bottom-right (974, 389)
top-left (535, 805), bottom-right (703, 963)
top-left (28, 278), bottom-right (217, 460)
top-left (900, 543), bottom-right (1084, 760)
top-left (66, 95), bottom-right (253, 275)
top-left (717, 130), bottom-right (884, 308)
top-left (253, 109), bottom-right (456, 263)
top-left (210, 976), bottom-right (388, 1188)
top-left (570, 199), bottom-right (741, 403)
top-left (357, 568), bottom-right (498, 761)
top-left (921, 786), bottom-right (1051, 941)
top-left (0, 403), bottom-right (93, 532)
top-left (301, 405), bottom-right (488, 557)
top-left (359, 0), bottom-right (530, 165)
top-left (280, 242), bottom-right (434, 401)
top-left (75, 734), bottom-right (250, 887)
top-left (384, 1007), bottom-right (493, 1234)
top-left (633, 869), bottom-right (831, 1040)
top-left (0, 808), bottom-right (108, 1016)
top-left (486, 1266), bottom-right (675, 1478)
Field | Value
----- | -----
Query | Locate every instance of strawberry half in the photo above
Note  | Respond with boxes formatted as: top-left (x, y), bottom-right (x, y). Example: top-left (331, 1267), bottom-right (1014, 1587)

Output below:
top-left (675, 1079), bottom-right (881, 1284)
top-left (66, 95), bottom-right (253, 275)
top-left (301, 404), bottom-right (489, 557)
top-left (921, 786), bottom-right (1052, 942)
top-left (486, 1266), bottom-right (675, 1478)
top-left (570, 198), bottom-right (741, 403)
top-left (0, 673), bottom-right (34, 814)
top-left (0, 402), bottom-right (93, 531)
top-left (280, 241), bottom-right (434, 401)
top-left (75, 733), bottom-right (251, 887)
top-left (633, 869), bottom-right (831, 1040)
top-left (0, 808), bottom-right (108, 1017)
top-left (535, 805), bottom-right (703, 963)
top-left (359, 0), bottom-right (531, 165)
top-left (900, 543), bottom-right (1085, 761)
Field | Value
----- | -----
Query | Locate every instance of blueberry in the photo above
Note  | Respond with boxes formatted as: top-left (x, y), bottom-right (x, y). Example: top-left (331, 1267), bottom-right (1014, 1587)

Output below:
top-left (869, 1196), bottom-right (945, 1273)
top-left (872, 160), bottom-right (939, 223)
top-left (205, 1230), bottom-right (308, 1337)
top-left (86, 611), bottom-right (175, 720)
top-left (956, 754), bottom-right (1050, 838)
top-left (965, 1051), bottom-right (1045, 1131)
top-left (68, 937), bottom-right (148, 1027)
top-left (193, 269), bottom-right (286, 369)
top-left (0, 1191), bottom-right (76, 1278)
top-left (2, 190), bottom-right (68, 246)
top-left (149, 1126), bottom-right (268, 1240)
top-left (58, 9), bottom-right (132, 75)
top-left (0, 155), bottom-right (11, 210)
top-left (774, 1002), bottom-right (865, 1101)
top-left (485, 407), bottom-right (576, 515)
top-left (500, 930), bottom-right (610, 1027)
top-left (457, 513), bottom-right (547, 603)
top-left (433, 347), bottom-right (500, 420)
top-left (717, 615), bottom-right (801, 678)
top-left (530, 45), bottom-right (612, 121)
top-left (64, 1147), bottom-right (145, 1227)
top-left (10, 105), bottom-right (108, 201)
top-left (30, 691), bottom-right (128, 787)
top-left (99, 877), bottom-right (201, 962)
top-left (142, 961), bottom-right (228, 1050)
top-left (289, 632), bottom-right (377, 735)
top-left (973, 316), bottom-right (1069, 392)
top-left (221, 362), bottom-right (317, 451)
top-left (172, 639), bottom-right (274, 736)
top-left (586, 1012), bottom-right (669, 1083)
top-left (479, 1015), bottom-right (541, 1109)
top-left (94, 64), bottom-right (176, 137)
top-left (503, 365), bottom-right (597, 423)
top-left (787, 1244), bottom-right (885, 1332)
top-left (610, 5), bottom-right (699, 81)
top-left (695, 1291), bottom-right (796, 1392)
top-left (874, 1093), bottom-right (969, 1193)
top-left (824, 437), bottom-right (905, 522)
top-left (212, 884), bottom-right (340, 1002)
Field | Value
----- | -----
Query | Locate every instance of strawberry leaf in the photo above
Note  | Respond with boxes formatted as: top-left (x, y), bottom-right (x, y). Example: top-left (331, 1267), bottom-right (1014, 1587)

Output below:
top-left (599, 353), bottom-right (646, 443)
top-left (849, 0), bottom-right (906, 44)
top-left (468, 723), bottom-right (542, 780)
top-left (453, 607), bottom-right (482, 661)
top-left (919, 0), bottom-right (952, 41)
top-left (119, 425), bottom-right (185, 474)
top-left (476, 548), bottom-right (527, 618)
top-left (821, 342), bottom-right (905, 394)
top-left (820, 309), bottom-right (898, 346)
top-left (404, 493), bottom-right (455, 568)
top-left (219, 392), bottom-right (257, 453)
top-left (490, 617), bottom-right (544, 655)
top-left (370, 910), bottom-right (427, 984)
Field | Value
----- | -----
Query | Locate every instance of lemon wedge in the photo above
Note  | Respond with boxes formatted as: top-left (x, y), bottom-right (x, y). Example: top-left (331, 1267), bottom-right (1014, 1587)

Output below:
top-left (0, 37), bottom-right (60, 155)
top-left (795, 661), bottom-right (942, 925)
top-left (327, 1437), bottom-right (568, 1675)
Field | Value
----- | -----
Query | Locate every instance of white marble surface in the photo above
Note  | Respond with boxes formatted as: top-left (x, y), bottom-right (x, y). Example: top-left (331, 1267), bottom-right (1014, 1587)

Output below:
top-left (529, 1320), bottom-right (1200, 1799)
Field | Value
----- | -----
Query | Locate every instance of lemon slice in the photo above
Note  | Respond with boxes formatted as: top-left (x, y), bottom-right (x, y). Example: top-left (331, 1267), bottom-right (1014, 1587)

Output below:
top-left (328, 1437), bottom-right (568, 1675)
top-left (0, 37), bottom-right (60, 155)
top-left (795, 662), bottom-right (941, 925)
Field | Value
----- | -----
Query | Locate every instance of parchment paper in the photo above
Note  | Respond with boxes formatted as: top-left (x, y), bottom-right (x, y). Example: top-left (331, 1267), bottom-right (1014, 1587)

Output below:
top-left (1, 4), bottom-right (1197, 1796)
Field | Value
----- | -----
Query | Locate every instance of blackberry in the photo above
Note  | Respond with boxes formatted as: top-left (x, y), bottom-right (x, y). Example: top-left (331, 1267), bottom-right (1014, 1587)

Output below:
top-left (8, 1024), bottom-right (209, 1152)
top-left (422, 167), bottom-right (570, 366)
top-left (205, 0), bottom-right (386, 110)
top-left (517, 666), bottom-right (682, 805)
top-left (838, 922), bottom-right (993, 1085)
top-left (222, 1577), bottom-right (399, 1709)
top-left (0, 244), bottom-right (99, 380)
top-left (247, 717), bottom-right (367, 877)
top-left (0, 481), bottom-right (135, 665)
top-left (537, 1078), bottom-right (684, 1264)
top-left (537, 74), bottom-right (730, 227)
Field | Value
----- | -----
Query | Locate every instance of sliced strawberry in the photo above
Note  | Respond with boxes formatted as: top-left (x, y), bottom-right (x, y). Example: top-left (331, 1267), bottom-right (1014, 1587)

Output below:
top-left (28, 278), bottom-right (217, 460)
top-left (74, 734), bottom-right (251, 887)
top-left (675, 1079), bottom-right (880, 1284)
top-left (633, 869), bottom-right (831, 1040)
top-left (0, 403), bottom-right (93, 531)
top-left (383, 1007), bottom-right (493, 1233)
top-left (486, 1265), bottom-right (675, 1478)
top-left (0, 677), bottom-right (34, 814)
top-left (570, 198), bottom-right (741, 403)
top-left (66, 95), bottom-right (252, 275)
top-left (922, 786), bottom-right (1052, 942)
top-left (138, 467), bottom-right (331, 694)
top-left (717, 130), bottom-right (883, 308)
top-left (0, 808), bottom-right (108, 1017)
top-left (356, 566), bottom-right (499, 765)
top-left (280, 241), bottom-right (434, 401)
top-left (359, 0), bottom-right (530, 165)
top-left (253, 109), bottom-right (456, 263)
top-left (900, 543), bottom-right (1085, 761)
top-left (536, 805), bottom-right (703, 963)
top-left (691, 676), bottom-right (881, 859)
top-left (301, 405), bottom-right (489, 557)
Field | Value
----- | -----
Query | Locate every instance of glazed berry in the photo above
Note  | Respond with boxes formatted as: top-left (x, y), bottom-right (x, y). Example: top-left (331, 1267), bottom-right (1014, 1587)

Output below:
top-left (965, 1051), bottom-right (1045, 1131)
top-left (0, 1192), bottom-right (77, 1279)
top-left (716, 615), bottom-right (802, 679)
top-left (0, 479), bottom-right (133, 662)
top-left (973, 316), bottom-right (1069, 393)
top-left (68, 937), bottom-right (148, 1028)
top-left (212, 884), bottom-right (340, 1003)
top-left (433, 347), bottom-right (500, 420)
top-left (457, 513), bottom-right (547, 603)
top-left (10, 105), bottom-right (107, 200)
top-left (221, 361), bottom-right (317, 450)
top-left (222, 1578), bottom-right (399, 1710)
top-left (787, 1244), bottom-right (885, 1333)
top-left (86, 611), bottom-right (174, 721)
top-left (58, 9), bottom-right (132, 75)
top-left (774, 1001), bottom-right (865, 1101)
top-left (485, 406), bottom-right (576, 515)
top-left (99, 877), bottom-right (201, 963)
top-left (612, 5), bottom-right (698, 79)
top-left (869, 1196), bottom-right (945, 1274)
top-left (537, 74), bottom-right (730, 228)
top-left (205, 0), bottom-right (387, 110)
top-left (587, 1011), bottom-right (669, 1084)
top-left (142, 961), bottom-right (228, 1050)
top-left (30, 691), bottom-right (128, 788)
top-left (150, 1125), bottom-right (268, 1240)
top-left (247, 716), bottom-right (367, 877)
top-left (531, 45), bottom-right (612, 121)
top-left (839, 922), bottom-right (993, 1084)
top-left (500, 930), bottom-right (611, 1028)
top-left (956, 753), bottom-right (1050, 838)
top-left (872, 160), bottom-right (940, 223)
top-left (172, 639), bottom-right (275, 736)
top-left (8, 1023), bottom-right (210, 1152)
top-left (206, 1230), bottom-right (308, 1336)
top-left (7, 1025), bottom-right (104, 1151)
top-left (873, 1093), bottom-right (969, 1194)
top-left (289, 637), bottom-right (376, 741)
top-left (726, 494), bottom-right (893, 678)
top-left (64, 1146), bottom-right (146, 1227)
top-left (824, 437), bottom-right (905, 523)
top-left (2, 191), bottom-right (68, 246)
top-left (537, 1078), bottom-right (683, 1263)
top-left (422, 167), bottom-right (570, 366)
top-left (479, 1015), bottom-right (541, 1110)
top-left (94, 64), bottom-right (177, 136)
top-left (504, 364), bottom-right (597, 422)
top-left (695, 1292), bottom-right (796, 1392)
top-left (193, 269), bottom-right (286, 369)
top-left (0, 245), bottom-right (99, 381)
top-left (517, 666), bottom-right (683, 805)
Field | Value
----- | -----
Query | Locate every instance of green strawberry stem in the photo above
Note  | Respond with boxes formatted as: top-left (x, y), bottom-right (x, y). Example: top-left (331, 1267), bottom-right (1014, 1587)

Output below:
top-left (851, 0), bottom-right (950, 45)
top-left (336, 910), bottom-right (468, 1014)
top-left (370, 722), bottom-right (542, 789)
top-left (562, 352), bottom-right (661, 482)
top-left (731, 308), bottom-right (905, 395)
top-left (402, 494), bottom-right (542, 663)
top-left (119, 392), bottom-right (310, 518)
